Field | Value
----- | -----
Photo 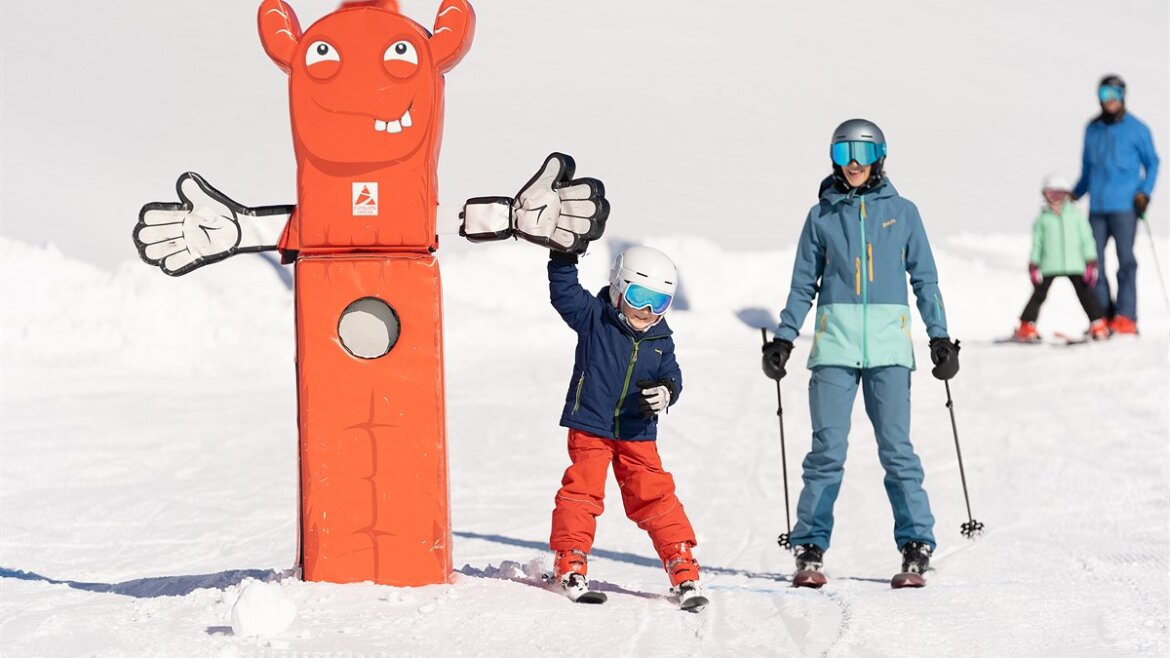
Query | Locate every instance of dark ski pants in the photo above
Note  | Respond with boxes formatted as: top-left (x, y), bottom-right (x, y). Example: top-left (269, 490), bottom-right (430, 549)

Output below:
top-left (1020, 275), bottom-right (1104, 323)
top-left (790, 366), bottom-right (936, 552)
top-left (1090, 210), bottom-right (1139, 320)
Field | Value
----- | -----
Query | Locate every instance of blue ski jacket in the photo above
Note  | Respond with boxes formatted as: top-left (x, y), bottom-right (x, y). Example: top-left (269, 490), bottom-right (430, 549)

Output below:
top-left (777, 177), bottom-right (949, 370)
top-left (1073, 112), bottom-right (1160, 213)
top-left (548, 255), bottom-right (682, 441)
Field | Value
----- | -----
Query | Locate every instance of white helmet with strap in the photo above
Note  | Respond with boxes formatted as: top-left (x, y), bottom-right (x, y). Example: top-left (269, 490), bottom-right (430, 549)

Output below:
top-left (608, 246), bottom-right (678, 313)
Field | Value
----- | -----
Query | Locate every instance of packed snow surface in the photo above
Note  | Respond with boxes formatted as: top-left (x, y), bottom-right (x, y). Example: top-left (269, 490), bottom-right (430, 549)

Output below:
top-left (2, 235), bottom-right (1168, 657)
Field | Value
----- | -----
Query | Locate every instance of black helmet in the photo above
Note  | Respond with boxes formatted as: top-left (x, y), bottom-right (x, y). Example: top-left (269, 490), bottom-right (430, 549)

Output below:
top-left (1099, 74), bottom-right (1126, 90)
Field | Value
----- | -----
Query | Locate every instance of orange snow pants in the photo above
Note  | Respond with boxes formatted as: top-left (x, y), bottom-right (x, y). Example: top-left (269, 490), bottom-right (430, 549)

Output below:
top-left (550, 429), bottom-right (696, 562)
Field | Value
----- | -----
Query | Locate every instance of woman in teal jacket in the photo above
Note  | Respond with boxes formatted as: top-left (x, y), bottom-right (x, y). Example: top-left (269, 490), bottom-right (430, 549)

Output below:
top-left (1013, 174), bottom-right (1106, 342)
top-left (760, 119), bottom-right (960, 586)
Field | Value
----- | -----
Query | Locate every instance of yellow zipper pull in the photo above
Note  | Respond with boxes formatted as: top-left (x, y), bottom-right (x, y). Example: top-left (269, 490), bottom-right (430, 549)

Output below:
top-left (868, 242), bottom-right (874, 282)
top-left (855, 257), bottom-right (861, 296)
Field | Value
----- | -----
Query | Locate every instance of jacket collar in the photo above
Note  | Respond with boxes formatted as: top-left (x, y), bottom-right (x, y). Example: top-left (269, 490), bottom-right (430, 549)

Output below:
top-left (819, 175), bottom-right (899, 207)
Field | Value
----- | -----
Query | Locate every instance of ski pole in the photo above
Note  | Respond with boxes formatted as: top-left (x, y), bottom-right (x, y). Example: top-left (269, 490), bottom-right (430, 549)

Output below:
top-left (1140, 215), bottom-right (1170, 312)
top-left (762, 328), bottom-right (793, 550)
top-left (944, 380), bottom-right (984, 539)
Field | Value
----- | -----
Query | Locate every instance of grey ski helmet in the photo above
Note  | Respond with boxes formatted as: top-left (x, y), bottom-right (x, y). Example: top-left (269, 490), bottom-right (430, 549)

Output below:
top-left (830, 118), bottom-right (887, 191)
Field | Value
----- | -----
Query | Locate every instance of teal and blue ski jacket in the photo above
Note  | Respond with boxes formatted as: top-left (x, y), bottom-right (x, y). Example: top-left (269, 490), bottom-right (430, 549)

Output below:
top-left (1073, 112), bottom-right (1160, 214)
top-left (549, 255), bottom-right (682, 441)
top-left (777, 177), bottom-right (949, 370)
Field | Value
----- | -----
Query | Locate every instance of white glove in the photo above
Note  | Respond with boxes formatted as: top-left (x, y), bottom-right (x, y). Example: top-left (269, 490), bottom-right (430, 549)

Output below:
top-left (637, 380), bottom-right (672, 419)
top-left (460, 153), bottom-right (609, 254)
top-left (135, 172), bottom-right (289, 276)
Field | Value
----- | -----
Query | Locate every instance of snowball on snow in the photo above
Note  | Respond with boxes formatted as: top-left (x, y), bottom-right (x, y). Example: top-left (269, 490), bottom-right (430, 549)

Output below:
top-left (230, 582), bottom-right (296, 638)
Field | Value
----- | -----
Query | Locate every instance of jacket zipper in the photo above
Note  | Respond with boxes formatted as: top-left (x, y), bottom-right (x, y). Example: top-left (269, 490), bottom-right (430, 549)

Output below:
top-left (860, 196), bottom-right (869, 368)
top-left (613, 339), bottom-right (642, 438)
top-left (572, 372), bottom-right (585, 413)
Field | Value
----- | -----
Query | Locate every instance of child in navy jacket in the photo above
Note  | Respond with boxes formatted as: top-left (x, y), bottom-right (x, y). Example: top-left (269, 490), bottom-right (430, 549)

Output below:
top-left (546, 246), bottom-right (704, 607)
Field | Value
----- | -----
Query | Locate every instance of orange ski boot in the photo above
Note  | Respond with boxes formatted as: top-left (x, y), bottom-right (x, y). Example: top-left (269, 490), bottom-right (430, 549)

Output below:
top-left (1013, 320), bottom-right (1041, 343)
top-left (663, 543), bottom-right (707, 612)
top-left (1109, 315), bottom-right (1138, 335)
top-left (1088, 318), bottom-right (1110, 340)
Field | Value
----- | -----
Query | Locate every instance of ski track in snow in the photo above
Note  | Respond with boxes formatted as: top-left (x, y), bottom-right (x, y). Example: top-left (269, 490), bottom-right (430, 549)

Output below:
top-left (2, 235), bottom-right (1169, 657)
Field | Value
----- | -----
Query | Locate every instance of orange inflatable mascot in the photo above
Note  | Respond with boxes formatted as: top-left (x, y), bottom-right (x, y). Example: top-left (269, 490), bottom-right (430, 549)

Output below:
top-left (134, 0), bottom-right (608, 587)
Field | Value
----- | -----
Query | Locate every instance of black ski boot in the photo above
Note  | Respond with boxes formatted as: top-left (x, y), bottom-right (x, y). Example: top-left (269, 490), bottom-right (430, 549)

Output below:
top-left (891, 540), bottom-right (932, 588)
top-left (900, 541), bottom-right (932, 573)
top-left (792, 544), bottom-right (827, 588)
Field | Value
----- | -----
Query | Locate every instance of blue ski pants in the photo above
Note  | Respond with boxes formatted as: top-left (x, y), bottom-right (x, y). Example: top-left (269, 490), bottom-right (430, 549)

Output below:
top-left (1089, 211), bottom-right (1139, 321)
top-left (789, 366), bottom-right (936, 552)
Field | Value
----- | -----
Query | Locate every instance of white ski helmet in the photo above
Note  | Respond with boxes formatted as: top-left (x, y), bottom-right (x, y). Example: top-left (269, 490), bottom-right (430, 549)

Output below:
top-left (608, 245), bottom-right (678, 314)
top-left (1041, 173), bottom-right (1072, 193)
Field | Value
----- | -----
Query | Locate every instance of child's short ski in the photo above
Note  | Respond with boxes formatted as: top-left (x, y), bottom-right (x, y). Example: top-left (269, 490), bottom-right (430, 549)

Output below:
top-left (572, 590), bottom-right (608, 604)
top-left (992, 336), bottom-right (1043, 345)
top-left (890, 571), bottom-right (926, 588)
top-left (792, 570), bottom-right (827, 589)
top-left (673, 581), bottom-right (709, 613)
top-left (543, 572), bottom-right (607, 604)
top-left (1052, 331), bottom-right (1090, 346)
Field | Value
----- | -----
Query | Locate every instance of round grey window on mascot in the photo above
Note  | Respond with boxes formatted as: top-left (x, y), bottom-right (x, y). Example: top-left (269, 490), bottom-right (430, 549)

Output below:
top-left (338, 297), bottom-right (400, 359)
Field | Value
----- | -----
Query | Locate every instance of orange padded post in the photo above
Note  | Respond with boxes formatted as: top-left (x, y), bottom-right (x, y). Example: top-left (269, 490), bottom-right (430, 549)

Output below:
top-left (295, 254), bottom-right (449, 586)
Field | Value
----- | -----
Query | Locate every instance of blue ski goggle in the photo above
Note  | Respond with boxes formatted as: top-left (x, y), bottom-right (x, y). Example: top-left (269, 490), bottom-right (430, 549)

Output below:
top-left (830, 140), bottom-right (887, 167)
top-left (1098, 85), bottom-right (1124, 103)
top-left (622, 283), bottom-right (673, 315)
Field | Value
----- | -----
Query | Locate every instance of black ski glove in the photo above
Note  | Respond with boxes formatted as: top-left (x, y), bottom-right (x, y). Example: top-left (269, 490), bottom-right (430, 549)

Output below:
top-left (635, 379), bottom-right (675, 419)
top-left (929, 337), bottom-right (961, 380)
top-left (761, 338), bottom-right (794, 380)
top-left (1134, 192), bottom-right (1149, 216)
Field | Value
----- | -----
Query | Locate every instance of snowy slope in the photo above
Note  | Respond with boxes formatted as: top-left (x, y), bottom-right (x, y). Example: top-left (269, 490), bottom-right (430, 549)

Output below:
top-left (2, 235), bottom-right (1168, 657)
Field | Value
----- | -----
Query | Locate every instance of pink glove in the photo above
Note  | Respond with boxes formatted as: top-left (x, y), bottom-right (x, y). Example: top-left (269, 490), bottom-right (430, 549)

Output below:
top-left (1029, 263), bottom-right (1042, 286)
top-left (1084, 262), bottom-right (1098, 287)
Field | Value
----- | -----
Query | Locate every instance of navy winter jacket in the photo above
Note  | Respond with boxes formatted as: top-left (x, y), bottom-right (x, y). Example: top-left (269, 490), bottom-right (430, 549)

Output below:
top-left (549, 255), bottom-right (682, 441)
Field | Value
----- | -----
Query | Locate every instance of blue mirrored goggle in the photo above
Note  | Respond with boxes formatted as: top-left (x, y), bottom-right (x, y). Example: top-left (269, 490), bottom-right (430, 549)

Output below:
top-left (830, 140), bottom-right (887, 167)
top-left (1098, 85), bottom-right (1124, 103)
top-left (623, 283), bottom-right (673, 315)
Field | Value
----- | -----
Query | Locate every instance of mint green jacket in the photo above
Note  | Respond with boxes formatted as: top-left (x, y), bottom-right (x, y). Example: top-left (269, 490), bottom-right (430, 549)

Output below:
top-left (777, 177), bottom-right (948, 371)
top-left (1030, 204), bottom-right (1097, 276)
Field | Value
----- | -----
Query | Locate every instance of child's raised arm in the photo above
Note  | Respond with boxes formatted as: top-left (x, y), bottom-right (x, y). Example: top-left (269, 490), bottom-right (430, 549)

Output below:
top-left (548, 252), bottom-right (600, 332)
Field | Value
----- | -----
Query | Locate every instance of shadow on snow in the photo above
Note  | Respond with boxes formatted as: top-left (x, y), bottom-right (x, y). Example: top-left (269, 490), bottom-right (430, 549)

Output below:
top-left (0, 566), bottom-right (280, 599)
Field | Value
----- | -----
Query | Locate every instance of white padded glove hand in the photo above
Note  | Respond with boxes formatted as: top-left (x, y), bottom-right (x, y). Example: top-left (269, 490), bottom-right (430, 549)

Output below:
top-left (460, 152), bottom-right (609, 254)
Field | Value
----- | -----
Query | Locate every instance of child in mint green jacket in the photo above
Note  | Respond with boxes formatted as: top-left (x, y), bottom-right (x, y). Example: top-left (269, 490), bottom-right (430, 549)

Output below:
top-left (1013, 174), bottom-right (1106, 342)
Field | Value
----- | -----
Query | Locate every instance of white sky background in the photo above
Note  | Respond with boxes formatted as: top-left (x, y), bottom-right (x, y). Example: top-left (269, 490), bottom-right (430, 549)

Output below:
top-left (1, 0), bottom-right (1167, 270)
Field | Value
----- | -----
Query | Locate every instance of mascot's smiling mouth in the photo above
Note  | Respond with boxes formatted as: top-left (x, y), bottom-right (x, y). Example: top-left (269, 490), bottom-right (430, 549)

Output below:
top-left (309, 96), bottom-right (416, 135)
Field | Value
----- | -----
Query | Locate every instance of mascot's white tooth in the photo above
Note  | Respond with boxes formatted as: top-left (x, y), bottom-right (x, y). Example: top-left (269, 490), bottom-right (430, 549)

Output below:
top-left (375, 119), bottom-right (387, 131)
top-left (386, 120), bottom-right (402, 134)
top-left (401, 110), bottom-right (413, 128)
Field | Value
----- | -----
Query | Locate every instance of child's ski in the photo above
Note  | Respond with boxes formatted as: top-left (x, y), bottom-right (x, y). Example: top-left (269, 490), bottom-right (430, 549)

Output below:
top-left (890, 571), bottom-right (926, 588)
top-left (992, 336), bottom-right (1043, 345)
top-left (792, 570), bottom-right (827, 589)
top-left (673, 581), bottom-right (709, 613)
top-left (543, 572), bottom-right (607, 604)
top-left (1052, 331), bottom-right (1090, 346)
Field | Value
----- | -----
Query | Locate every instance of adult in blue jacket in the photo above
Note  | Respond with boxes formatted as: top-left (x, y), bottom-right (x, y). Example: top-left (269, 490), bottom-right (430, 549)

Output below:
top-left (761, 119), bottom-right (960, 585)
top-left (1073, 74), bottom-right (1160, 334)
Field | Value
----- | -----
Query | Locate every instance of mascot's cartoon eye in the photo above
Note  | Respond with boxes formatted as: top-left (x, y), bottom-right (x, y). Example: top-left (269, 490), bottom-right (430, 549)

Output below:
top-left (306, 40), bottom-right (341, 66)
top-left (384, 41), bottom-right (418, 66)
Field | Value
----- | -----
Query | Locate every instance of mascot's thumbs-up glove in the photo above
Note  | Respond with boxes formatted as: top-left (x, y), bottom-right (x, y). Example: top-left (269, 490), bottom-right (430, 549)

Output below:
top-left (460, 152), bottom-right (609, 254)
